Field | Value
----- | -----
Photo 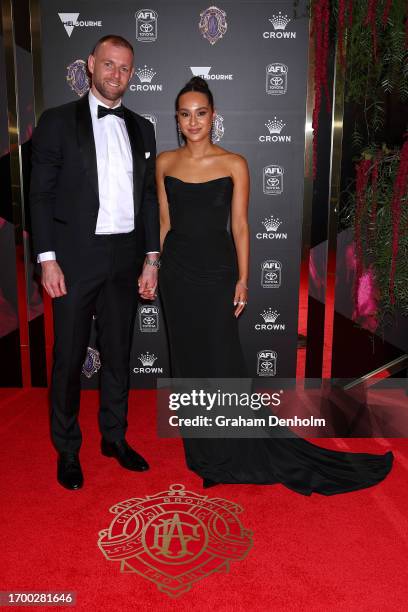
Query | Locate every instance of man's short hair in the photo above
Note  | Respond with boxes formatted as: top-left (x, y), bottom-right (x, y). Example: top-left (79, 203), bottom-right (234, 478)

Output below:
top-left (91, 35), bottom-right (134, 56)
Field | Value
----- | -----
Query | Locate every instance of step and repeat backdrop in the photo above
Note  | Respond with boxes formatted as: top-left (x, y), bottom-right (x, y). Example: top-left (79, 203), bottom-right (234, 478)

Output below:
top-left (37, 0), bottom-right (309, 387)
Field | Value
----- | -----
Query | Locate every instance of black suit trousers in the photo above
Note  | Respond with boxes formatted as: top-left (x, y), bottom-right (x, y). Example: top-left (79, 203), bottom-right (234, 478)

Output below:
top-left (51, 231), bottom-right (141, 453)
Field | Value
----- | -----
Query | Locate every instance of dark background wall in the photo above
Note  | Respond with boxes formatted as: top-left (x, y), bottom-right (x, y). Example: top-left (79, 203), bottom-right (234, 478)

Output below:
top-left (36, 0), bottom-right (309, 387)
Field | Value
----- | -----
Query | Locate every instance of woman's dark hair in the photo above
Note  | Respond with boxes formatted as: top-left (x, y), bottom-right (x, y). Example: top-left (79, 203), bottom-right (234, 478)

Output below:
top-left (175, 77), bottom-right (214, 110)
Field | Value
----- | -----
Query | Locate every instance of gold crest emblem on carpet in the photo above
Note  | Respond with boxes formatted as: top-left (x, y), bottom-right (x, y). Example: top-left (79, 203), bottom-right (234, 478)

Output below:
top-left (97, 484), bottom-right (253, 597)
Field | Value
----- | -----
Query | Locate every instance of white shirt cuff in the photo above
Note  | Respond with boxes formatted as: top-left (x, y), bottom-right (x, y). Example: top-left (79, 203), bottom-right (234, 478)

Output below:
top-left (37, 251), bottom-right (56, 262)
top-left (146, 251), bottom-right (160, 255)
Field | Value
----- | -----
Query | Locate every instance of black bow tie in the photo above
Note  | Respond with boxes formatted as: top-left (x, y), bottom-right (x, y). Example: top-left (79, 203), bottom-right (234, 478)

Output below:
top-left (97, 105), bottom-right (125, 119)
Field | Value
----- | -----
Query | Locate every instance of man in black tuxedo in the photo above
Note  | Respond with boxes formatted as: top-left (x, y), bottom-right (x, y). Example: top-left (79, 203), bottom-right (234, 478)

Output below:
top-left (30, 35), bottom-right (160, 490)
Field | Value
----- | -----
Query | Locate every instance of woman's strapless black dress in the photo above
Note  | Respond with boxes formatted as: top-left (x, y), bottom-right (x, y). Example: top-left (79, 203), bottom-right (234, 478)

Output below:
top-left (160, 176), bottom-right (393, 496)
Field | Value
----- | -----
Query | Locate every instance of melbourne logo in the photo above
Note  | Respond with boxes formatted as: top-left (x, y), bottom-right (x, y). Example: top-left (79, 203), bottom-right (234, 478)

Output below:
top-left (256, 216), bottom-right (287, 240)
top-left (266, 63), bottom-right (288, 95)
top-left (141, 113), bottom-right (158, 137)
top-left (135, 9), bottom-right (158, 42)
top-left (134, 351), bottom-right (163, 374)
top-left (263, 164), bottom-right (284, 195)
top-left (199, 6), bottom-right (228, 45)
top-left (138, 304), bottom-right (159, 332)
top-left (66, 59), bottom-right (90, 97)
top-left (261, 260), bottom-right (282, 288)
top-left (211, 113), bottom-right (224, 143)
top-left (130, 66), bottom-right (163, 92)
top-left (98, 484), bottom-right (252, 597)
top-left (257, 350), bottom-right (278, 377)
top-left (263, 12), bottom-right (296, 39)
top-left (58, 13), bottom-right (102, 38)
top-left (82, 347), bottom-right (101, 378)
top-left (255, 308), bottom-right (286, 331)
top-left (259, 117), bottom-right (291, 143)
top-left (190, 66), bottom-right (233, 81)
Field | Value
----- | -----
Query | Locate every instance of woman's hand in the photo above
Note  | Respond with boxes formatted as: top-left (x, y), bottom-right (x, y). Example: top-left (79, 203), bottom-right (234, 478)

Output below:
top-left (233, 280), bottom-right (248, 318)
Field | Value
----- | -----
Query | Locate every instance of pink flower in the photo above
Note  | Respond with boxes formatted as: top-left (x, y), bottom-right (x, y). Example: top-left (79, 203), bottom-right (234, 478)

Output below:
top-left (353, 266), bottom-right (379, 332)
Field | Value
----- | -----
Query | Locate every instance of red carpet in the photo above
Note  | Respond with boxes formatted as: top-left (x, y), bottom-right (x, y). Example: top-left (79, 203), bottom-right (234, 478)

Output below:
top-left (1, 388), bottom-right (408, 611)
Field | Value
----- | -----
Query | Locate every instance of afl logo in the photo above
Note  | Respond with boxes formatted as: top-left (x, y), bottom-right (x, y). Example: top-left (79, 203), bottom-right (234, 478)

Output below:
top-left (263, 164), bottom-right (284, 195)
top-left (257, 350), bottom-right (277, 377)
top-left (261, 260), bottom-right (282, 288)
top-left (138, 304), bottom-right (159, 332)
top-left (135, 9), bottom-right (158, 42)
top-left (266, 63), bottom-right (288, 95)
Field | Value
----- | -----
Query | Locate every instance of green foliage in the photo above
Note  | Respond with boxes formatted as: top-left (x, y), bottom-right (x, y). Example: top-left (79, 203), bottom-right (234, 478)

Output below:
top-left (304, 1), bottom-right (408, 323)
top-left (344, 1), bottom-right (408, 143)
top-left (321, 0), bottom-right (408, 324)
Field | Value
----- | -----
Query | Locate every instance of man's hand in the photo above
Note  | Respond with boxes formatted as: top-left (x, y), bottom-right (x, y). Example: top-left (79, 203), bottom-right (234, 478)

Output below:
top-left (138, 257), bottom-right (159, 301)
top-left (41, 260), bottom-right (67, 298)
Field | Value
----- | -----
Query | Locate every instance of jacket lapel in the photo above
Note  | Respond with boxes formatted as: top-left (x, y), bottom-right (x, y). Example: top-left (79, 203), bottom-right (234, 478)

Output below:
top-left (123, 107), bottom-right (146, 213)
top-left (76, 94), bottom-right (99, 202)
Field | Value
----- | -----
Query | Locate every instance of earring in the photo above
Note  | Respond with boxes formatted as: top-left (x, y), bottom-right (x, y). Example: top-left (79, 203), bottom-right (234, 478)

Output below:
top-left (210, 119), bottom-right (215, 144)
top-left (177, 123), bottom-right (183, 147)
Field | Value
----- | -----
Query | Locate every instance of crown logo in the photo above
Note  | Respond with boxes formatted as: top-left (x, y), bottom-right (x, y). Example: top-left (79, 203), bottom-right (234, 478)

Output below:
top-left (269, 12), bottom-right (291, 30)
top-left (138, 351), bottom-right (157, 366)
top-left (262, 216), bottom-right (282, 232)
top-left (135, 65), bottom-right (156, 83)
top-left (265, 117), bottom-right (286, 134)
top-left (261, 308), bottom-right (280, 323)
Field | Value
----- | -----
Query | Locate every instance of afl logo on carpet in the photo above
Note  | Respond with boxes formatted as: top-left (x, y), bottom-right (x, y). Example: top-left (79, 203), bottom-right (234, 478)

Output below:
top-left (98, 484), bottom-right (252, 597)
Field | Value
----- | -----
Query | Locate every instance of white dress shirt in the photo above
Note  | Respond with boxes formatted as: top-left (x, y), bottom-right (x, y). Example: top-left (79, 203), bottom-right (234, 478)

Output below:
top-left (38, 90), bottom-right (158, 262)
top-left (89, 90), bottom-right (134, 234)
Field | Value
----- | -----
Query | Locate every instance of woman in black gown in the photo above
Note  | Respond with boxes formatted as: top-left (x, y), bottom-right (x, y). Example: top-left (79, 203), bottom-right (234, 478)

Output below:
top-left (156, 77), bottom-right (393, 496)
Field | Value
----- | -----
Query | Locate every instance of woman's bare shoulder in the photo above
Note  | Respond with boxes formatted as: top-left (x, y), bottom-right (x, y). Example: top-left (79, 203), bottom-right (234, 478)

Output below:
top-left (156, 149), bottom-right (181, 170)
top-left (157, 148), bottom-right (179, 161)
top-left (219, 150), bottom-right (249, 179)
top-left (213, 146), bottom-right (248, 166)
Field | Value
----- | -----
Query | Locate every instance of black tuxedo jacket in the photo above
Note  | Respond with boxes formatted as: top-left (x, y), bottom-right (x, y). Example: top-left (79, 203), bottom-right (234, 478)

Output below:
top-left (30, 94), bottom-right (160, 279)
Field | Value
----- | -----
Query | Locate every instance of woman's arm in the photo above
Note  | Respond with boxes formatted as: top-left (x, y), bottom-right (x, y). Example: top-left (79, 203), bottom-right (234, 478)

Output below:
top-left (230, 154), bottom-right (250, 317)
top-left (155, 152), bottom-right (172, 250)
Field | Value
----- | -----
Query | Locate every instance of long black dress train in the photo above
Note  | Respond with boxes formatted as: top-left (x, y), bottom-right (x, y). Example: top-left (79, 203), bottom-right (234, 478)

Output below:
top-left (160, 175), bottom-right (393, 496)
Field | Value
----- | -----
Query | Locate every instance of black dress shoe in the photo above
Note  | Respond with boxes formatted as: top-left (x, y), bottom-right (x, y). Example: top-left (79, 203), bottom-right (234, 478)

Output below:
top-left (203, 478), bottom-right (219, 489)
top-left (57, 452), bottom-right (83, 490)
top-left (101, 438), bottom-right (149, 472)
